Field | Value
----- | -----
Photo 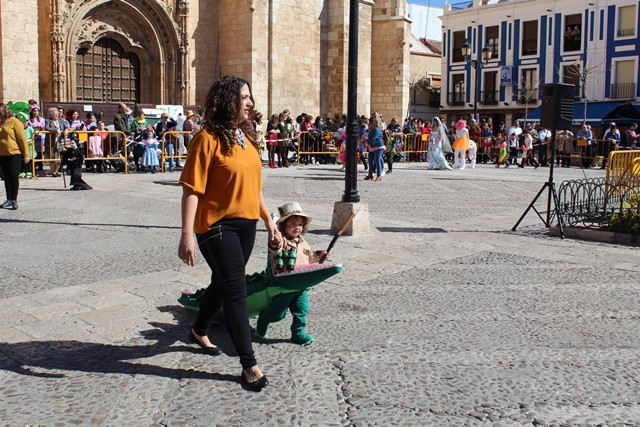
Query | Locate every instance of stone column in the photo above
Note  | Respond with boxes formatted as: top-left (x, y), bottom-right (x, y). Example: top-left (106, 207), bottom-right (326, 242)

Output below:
top-left (0, 0), bottom-right (40, 102)
top-left (370, 0), bottom-right (411, 120)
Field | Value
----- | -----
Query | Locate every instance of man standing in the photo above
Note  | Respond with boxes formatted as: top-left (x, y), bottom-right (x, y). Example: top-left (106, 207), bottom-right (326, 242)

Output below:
top-left (576, 124), bottom-right (593, 168)
top-left (601, 122), bottom-right (620, 169)
top-left (537, 126), bottom-right (551, 167)
top-left (508, 121), bottom-right (522, 140)
top-left (113, 102), bottom-right (133, 156)
top-left (625, 123), bottom-right (639, 149)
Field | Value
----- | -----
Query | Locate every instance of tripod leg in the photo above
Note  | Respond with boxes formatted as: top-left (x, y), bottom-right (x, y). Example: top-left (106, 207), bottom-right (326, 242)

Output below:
top-left (512, 182), bottom-right (548, 231)
top-left (550, 185), bottom-right (565, 239)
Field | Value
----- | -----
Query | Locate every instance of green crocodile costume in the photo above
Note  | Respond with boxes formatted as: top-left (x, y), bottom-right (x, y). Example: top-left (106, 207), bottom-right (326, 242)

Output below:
top-left (178, 255), bottom-right (341, 345)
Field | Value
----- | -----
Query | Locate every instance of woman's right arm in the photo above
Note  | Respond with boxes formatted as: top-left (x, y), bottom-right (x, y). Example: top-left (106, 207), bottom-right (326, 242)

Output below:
top-left (178, 187), bottom-right (199, 266)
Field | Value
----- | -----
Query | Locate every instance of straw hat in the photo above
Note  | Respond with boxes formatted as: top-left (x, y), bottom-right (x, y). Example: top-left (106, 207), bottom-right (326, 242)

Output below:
top-left (186, 110), bottom-right (194, 117)
top-left (276, 202), bottom-right (312, 225)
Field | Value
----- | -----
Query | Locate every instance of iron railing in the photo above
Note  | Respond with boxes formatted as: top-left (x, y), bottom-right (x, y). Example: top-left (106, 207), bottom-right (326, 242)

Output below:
top-left (480, 90), bottom-right (499, 105)
top-left (448, 91), bottom-right (466, 106)
top-left (610, 83), bottom-right (636, 99)
top-left (557, 176), bottom-right (640, 228)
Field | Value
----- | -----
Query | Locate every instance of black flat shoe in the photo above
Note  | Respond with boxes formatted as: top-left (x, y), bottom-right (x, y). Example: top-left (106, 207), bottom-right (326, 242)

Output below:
top-left (241, 370), bottom-right (268, 392)
top-left (188, 330), bottom-right (222, 356)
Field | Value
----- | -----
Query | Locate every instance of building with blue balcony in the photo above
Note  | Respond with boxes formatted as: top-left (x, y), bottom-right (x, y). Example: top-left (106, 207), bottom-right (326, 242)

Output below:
top-left (439, 0), bottom-right (640, 134)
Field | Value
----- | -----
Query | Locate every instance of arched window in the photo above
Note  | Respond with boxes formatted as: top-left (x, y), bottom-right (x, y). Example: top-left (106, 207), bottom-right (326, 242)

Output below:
top-left (76, 38), bottom-right (140, 102)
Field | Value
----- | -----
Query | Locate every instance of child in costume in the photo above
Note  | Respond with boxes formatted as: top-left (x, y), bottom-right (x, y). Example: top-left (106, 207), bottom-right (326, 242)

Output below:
top-left (495, 134), bottom-right (509, 168)
top-left (255, 202), bottom-right (329, 346)
top-left (467, 136), bottom-right (477, 169)
top-left (60, 138), bottom-right (92, 190)
top-left (17, 112), bottom-right (34, 178)
top-left (452, 119), bottom-right (470, 169)
top-left (140, 129), bottom-right (160, 173)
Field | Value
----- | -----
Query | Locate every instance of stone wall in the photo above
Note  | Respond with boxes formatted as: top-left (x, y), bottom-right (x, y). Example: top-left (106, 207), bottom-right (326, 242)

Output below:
top-left (0, 0), bottom-right (40, 103)
top-left (371, 0), bottom-right (411, 121)
top-left (1, 0), bottom-right (411, 122)
top-left (357, 2), bottom-right (373, 116)
top-left (325, 0), bottom-right (349, 117)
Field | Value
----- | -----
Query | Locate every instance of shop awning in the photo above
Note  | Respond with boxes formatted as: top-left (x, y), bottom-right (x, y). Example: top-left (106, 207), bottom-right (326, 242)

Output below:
top-left (519, 101), bottom-right (623, 126)
top-left (602, 102), bottom-right (640, 124)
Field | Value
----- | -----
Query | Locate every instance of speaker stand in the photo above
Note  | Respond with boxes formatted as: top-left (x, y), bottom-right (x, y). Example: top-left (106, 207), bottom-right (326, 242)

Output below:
top-left (512, 132), bottom-right (565, 238)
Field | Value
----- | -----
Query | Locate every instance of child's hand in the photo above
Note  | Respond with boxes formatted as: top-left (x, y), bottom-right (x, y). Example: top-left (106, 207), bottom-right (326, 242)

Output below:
top-left (269, 229), bottom-right (282, 247)
top-left (315, 250), bottom-right (329, 262)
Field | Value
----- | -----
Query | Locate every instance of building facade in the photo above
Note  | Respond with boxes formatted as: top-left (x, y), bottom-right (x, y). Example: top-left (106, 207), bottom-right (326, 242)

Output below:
top-left (439, 0), bottom-right (640, 130)
top-left (408, 36), bottom-right (442, 118)
top-left (0, 0), bottom-right (412, 120)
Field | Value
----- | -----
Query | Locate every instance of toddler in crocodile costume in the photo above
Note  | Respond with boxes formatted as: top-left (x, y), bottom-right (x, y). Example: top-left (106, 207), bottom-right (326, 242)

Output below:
top-left (255, 202), bottom-right (328, 346)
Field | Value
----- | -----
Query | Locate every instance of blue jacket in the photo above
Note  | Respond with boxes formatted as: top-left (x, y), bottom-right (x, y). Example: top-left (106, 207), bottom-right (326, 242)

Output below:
top-left (367, 127), bottom-right (384, 149)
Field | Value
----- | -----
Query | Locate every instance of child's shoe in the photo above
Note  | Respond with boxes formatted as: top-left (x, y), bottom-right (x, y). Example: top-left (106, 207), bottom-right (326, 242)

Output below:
top-left (18, 172), bottom-right (26, 178)
top-left (291, 332), bottom-right (314, 346)
top-left (254, 316), bottom-right (269, 339)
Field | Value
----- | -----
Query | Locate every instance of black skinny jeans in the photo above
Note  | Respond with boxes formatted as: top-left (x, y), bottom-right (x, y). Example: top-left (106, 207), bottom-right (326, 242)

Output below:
top-left (0, 154), bottom-right (22, 201)
top-left (193, 218), bottom-right (258, 370)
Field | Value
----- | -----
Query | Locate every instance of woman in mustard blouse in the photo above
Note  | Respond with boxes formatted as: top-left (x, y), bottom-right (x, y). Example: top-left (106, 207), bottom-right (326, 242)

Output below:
top-left (0, 104), bottom-right (29, 210)
top-left (178, 76), bottom-right (280, 392)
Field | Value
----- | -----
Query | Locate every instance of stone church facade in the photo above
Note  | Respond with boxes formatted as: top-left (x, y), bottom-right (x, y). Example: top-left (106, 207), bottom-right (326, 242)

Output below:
top-left (0, 0), bottom-right (411, 119)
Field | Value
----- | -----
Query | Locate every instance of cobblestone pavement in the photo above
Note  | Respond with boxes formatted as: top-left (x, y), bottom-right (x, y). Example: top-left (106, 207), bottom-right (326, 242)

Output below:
top-left (0, 162), bottom-right (639, 426)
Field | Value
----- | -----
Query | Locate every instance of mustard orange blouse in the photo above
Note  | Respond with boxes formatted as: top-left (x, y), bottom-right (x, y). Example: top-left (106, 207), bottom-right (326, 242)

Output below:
top-left (179, 130), bottom-right (263, 234)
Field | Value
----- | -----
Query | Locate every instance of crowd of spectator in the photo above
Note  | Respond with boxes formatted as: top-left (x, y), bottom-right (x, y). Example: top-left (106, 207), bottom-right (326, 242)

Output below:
top-left (4, 98), bottom-right (640, 179)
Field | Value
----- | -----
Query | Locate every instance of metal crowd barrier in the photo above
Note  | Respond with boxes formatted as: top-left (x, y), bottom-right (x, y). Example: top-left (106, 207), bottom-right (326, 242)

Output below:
top-left (553, 137), bottom-right (635, 168)
top-left (160, 131), bottom-right (194, 172)
top-left (605, 149), bottom-right (640, 189)
top-left (31, 130), bottom-right (129, 176)
top-left (296, 132), bottom-right (337, 165)
top-left (295, 131), bottom-right (432, 165)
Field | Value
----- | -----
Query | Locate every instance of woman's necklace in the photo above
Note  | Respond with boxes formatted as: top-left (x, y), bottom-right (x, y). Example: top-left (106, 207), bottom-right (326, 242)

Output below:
top-left (235, 129), bottom-right (246, 150)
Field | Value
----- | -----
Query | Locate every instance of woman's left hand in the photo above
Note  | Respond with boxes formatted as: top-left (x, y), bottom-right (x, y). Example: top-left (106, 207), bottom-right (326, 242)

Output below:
top-left (178, 233), bottom-right (197, 267)
top-left (266, 219), bottom-right (280, 245)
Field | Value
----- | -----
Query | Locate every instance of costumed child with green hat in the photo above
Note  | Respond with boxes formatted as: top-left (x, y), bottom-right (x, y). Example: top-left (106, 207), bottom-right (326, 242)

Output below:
top-left (16, 112), bottom-right (34, 178)
top-left (255, 202), bottom-right (329, 346)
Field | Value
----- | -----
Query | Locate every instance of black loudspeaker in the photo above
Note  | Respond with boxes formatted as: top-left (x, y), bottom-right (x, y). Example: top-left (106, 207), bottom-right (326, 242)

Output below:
top-left (540, 83), bottom-right (575, 129)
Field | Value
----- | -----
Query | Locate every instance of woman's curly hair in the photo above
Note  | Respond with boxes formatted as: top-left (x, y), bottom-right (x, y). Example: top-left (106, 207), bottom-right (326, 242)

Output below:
top-left (202, 75), bottom-right (258, 155)
top-left (0, 103), bottom-right (13, 124)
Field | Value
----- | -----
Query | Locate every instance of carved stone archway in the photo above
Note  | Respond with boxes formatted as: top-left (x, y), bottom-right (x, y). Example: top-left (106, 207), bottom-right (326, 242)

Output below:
top-left (54, 0), bottom-right (184, 104)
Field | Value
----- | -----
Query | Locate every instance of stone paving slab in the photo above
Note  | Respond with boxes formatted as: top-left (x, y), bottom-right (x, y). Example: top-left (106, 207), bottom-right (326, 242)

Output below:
top-left (0, 162), bottom-right (639, 425)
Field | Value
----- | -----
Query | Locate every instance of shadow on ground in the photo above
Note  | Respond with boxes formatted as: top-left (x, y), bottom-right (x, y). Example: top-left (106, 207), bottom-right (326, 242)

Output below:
top-left (0, 305), bottom-right (237, 384)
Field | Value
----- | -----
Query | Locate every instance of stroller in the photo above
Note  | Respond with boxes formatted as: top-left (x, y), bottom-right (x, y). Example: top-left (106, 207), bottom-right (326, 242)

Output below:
top-left (108, 135), bottom-right (136, 173)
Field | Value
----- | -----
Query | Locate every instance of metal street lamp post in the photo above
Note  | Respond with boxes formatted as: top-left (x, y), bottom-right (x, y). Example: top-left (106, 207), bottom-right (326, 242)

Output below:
top-left (461, 40), bottom-right (492, 123)
top-left (342, 0), bottom-right (360, 203)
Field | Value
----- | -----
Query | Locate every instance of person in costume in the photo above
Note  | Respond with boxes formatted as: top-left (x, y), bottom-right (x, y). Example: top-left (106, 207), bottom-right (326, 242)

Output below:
top-left (255, 202), bottom-right (328, 346)
top-left (452, 119), bottom-right (470, 169)
top-left (519, 129), bottom-right (539, 168)
top-left (467, 136), bottom-right (477, 169)
top-left (16, 112), bottom-right (34, 179)
top-left (178, 75), bottom-right (278, 392)
top-left (495, 133), bottom-right (509, 168)
top-left (140, 129), bottom-right (160, 173)
top-left (60, 137), bottom-right (92, 190)
top-left (426, 117), bottom-right (453, 170)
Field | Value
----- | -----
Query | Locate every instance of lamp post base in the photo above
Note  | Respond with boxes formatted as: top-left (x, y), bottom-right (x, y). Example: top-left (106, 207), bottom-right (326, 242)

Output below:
top-left (330, 201), bottom-right (370, 236)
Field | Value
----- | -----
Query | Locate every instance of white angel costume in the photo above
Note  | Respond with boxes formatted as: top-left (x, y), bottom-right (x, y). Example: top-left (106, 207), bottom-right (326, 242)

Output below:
top-left (427, 118), bottom-right (453, 170)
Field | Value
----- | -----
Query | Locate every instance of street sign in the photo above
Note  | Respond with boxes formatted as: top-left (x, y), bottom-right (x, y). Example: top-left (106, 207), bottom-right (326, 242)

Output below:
top-left (500, 66), bottom-right (513, 86)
